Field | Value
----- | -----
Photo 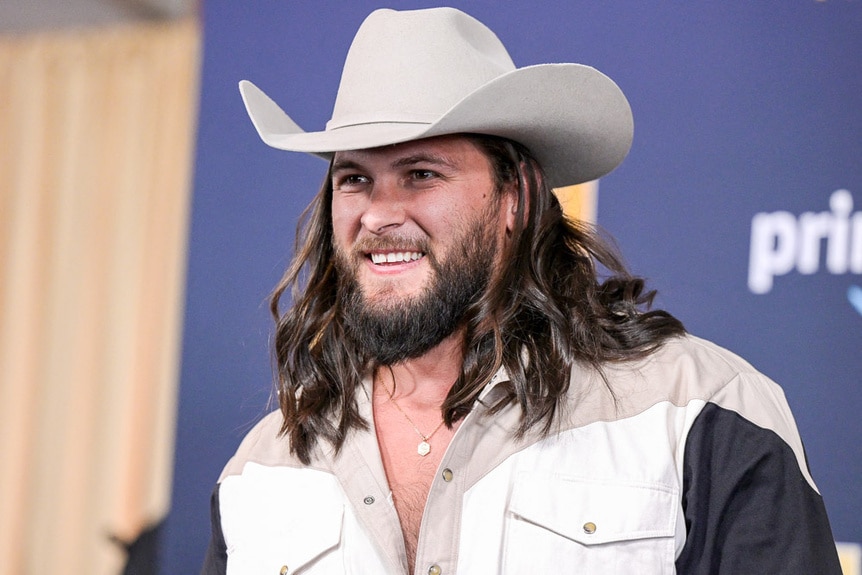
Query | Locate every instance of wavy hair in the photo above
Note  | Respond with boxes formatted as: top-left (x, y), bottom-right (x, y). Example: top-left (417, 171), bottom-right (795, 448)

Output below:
top-left (270, 135), bottom-right (685, 463)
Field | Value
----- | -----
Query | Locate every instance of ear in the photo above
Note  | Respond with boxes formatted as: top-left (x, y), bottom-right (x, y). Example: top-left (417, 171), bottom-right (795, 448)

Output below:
top-left (503, 164), bottom-right (530, 234)
top-left (503, 185), bottom-right (518, 233)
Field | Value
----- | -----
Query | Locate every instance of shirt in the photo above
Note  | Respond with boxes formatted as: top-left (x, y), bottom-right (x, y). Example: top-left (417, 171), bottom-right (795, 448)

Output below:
top-left (202, 335), bottom-right (841, 574)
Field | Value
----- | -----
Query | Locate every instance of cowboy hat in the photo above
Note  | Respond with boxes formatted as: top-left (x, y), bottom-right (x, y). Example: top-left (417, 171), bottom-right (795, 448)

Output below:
top-left (239, 7), bottom-right (633, 188)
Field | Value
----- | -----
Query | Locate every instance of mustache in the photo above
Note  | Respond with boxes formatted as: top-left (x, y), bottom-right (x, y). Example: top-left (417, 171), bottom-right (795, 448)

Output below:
top-left (350, 235), bottom-right (431, 257)
top-left (333, 234), bottom-right (437, 277)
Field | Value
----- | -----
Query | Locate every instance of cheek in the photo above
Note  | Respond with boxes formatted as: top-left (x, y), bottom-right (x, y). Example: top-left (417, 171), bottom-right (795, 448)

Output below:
top-left (331, 199), bottom-right (362, 246)
top-left (414, 195), bottom-right (473, 233)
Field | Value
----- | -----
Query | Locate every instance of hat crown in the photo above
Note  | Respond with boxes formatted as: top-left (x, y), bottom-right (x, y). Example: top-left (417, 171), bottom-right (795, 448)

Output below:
top-left (327, 8), bottom-right (516, 130)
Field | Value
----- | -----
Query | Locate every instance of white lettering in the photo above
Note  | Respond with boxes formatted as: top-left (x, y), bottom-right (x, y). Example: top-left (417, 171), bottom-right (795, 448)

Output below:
top-left (749, 212), bottom-right (797, 294)
top-left (797, 211), bottom-right (831, 274)
top-left (852, 212), bottom-right (862, 273)
top-left (827, 189), bottom-right (853, 273)
top-left (748, 189), bottom-right (860, 294)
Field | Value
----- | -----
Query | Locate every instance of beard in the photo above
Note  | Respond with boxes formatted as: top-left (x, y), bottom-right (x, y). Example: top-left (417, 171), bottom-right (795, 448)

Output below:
top-left (335, 216), bottom-right (499, 366)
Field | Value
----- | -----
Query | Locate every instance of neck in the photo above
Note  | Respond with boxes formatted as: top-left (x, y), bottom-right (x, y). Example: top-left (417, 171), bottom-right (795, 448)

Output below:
top-left (376, 330), bottom-right (464, 409)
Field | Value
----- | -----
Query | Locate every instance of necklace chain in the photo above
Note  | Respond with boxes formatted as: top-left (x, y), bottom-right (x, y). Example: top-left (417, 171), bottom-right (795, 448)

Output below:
top-left (379, 368), bottom-right (445, 456)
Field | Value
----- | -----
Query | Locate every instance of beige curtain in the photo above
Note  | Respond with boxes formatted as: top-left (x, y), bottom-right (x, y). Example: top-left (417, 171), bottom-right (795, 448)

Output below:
top-left (0, 17), bottom-right (199, 575)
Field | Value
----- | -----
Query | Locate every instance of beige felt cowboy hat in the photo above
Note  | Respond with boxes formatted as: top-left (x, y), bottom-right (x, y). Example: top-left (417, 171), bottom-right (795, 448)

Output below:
top-left (240, 7), bottom-right (633, 188)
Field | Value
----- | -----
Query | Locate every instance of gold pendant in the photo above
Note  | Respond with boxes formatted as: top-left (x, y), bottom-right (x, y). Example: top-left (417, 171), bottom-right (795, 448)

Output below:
top-left (417, 441), bottom-right (431, 456)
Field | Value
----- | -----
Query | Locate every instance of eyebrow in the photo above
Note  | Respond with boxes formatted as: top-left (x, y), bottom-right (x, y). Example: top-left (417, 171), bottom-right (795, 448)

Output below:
top-left (390, 153), bottom-right (458, 170)
top-left (330, 152), bottom-right (459, 174)
top-left (330, 158), bottom-right (363, 174)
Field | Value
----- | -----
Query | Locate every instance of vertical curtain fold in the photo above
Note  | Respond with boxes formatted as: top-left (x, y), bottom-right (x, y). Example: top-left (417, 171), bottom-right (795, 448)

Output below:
top-left (0, 17), bottom-right (199, 574)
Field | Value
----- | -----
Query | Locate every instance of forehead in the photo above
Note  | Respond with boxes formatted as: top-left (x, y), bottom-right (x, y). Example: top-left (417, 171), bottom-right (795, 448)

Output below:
top-left (331, 134), bottom-right (490, 170)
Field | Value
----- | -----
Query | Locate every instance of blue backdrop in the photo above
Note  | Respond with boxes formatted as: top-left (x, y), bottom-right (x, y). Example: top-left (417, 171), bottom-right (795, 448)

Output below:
top-left (164, 1), bottom-right (862, 572)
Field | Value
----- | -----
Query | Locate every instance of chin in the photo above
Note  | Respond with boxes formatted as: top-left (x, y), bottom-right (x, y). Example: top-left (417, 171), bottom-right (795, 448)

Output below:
top-left (360, 275), bottom-right (429, 300)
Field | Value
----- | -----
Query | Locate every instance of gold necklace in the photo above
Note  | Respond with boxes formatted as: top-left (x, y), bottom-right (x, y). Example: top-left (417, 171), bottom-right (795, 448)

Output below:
top-left (379, 368), bottom-right (445, 457)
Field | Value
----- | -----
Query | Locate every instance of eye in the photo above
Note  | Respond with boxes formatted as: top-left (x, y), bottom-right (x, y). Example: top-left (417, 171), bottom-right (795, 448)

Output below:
top-left (410, 169), bottom-right (439, 181)
top-left (333, 173), bottom-right (370, 190)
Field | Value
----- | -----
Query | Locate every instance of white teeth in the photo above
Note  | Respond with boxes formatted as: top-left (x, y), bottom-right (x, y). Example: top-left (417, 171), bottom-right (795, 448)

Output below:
top-left (370, 251), bottom-right (423, 264)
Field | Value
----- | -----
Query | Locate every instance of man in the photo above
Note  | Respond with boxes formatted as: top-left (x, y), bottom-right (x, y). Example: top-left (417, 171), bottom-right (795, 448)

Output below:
top-left (203, 7), bottom-right (841, 574)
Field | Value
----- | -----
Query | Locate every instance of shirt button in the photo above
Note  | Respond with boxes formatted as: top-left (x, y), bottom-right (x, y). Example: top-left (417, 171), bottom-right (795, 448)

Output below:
top-left (279, 566), bottom-right (289, 575)
top-left (363, 496), bottom-right (375, 505)
top-left (583, 522), bottom-right (597, 534)
top-left (441, 468), bottom-right (453, 482)
top-left (428, 565), bottom-right (442, 575)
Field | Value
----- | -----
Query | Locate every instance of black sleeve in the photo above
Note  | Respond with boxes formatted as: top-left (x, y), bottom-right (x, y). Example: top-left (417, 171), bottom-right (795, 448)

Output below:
top-left (675, 403), bottom-right (841, 574)
top-left (201, 484), bottom-right (228, 575)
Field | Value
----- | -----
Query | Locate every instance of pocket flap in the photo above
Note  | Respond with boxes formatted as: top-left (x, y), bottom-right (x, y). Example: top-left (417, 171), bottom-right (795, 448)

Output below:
top-left (508, 474), bottom-right (677, 545)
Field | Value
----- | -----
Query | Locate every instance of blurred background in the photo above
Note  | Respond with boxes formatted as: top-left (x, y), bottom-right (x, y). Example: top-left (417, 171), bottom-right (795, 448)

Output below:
top-left (1, 1), bottom-right (860, 573)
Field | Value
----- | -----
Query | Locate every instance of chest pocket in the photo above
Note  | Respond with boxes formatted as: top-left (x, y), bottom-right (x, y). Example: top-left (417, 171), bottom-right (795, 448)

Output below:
top-left (226, 503), bottom-right (344, 574)
top-left (502, 474), bottom-right (678, 575)
top-left (221, 467), bottom-right (347, 575)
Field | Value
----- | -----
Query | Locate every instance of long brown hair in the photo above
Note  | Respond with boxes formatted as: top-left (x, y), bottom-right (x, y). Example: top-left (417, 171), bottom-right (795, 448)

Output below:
top-left (270, 135), bottom-right (685, 463)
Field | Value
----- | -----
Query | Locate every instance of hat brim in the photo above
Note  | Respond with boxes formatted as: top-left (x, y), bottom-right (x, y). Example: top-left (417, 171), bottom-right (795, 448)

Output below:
top-left (240, 63), bottom-right (633, 187)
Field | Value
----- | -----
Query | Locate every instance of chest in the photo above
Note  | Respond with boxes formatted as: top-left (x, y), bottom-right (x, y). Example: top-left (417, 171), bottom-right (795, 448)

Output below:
top-left (221, 400), bottom-right (689, 574)
top-left (372, 389), bottom-right (457, 483)
top-left (373, 397), bottom-right (458, 560)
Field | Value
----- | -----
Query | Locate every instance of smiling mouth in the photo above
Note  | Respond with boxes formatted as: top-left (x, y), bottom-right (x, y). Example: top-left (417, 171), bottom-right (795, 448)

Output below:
top-left (368, 251), bottom-right (425, 265)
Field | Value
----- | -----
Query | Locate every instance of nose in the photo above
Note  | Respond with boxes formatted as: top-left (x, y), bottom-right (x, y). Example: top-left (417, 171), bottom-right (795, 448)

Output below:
top-left (360, 178), bottom-right (406, 234)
